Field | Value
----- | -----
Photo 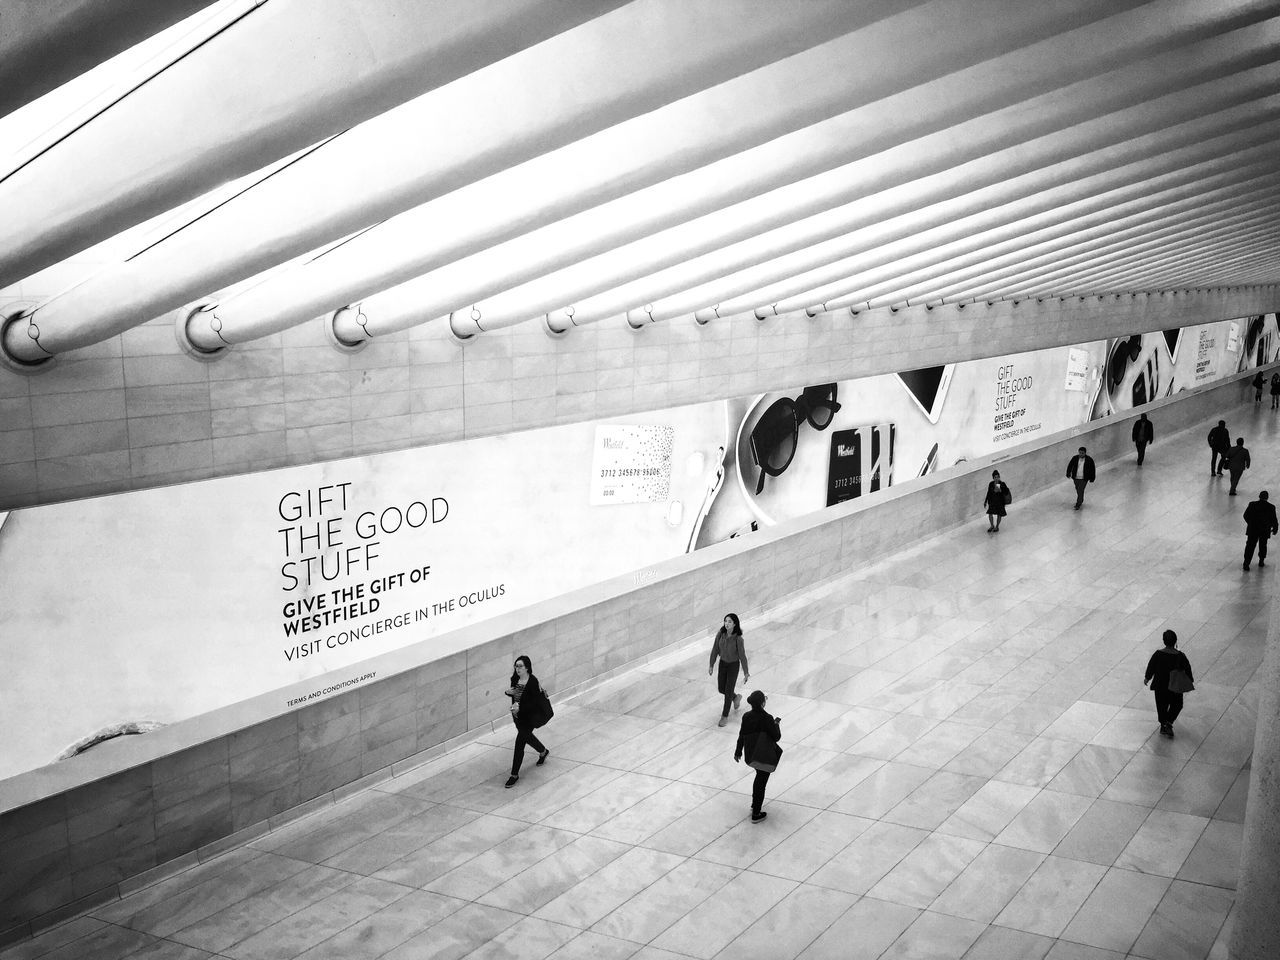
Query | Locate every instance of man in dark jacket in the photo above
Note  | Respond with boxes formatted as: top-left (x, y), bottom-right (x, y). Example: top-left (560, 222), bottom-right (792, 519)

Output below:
top-left (734, 690), bottom-right (781, 823)
top-left (1065, 446), bottom-right (1096, 510)
top-left (1225, 437), bottom-right (1250, 496)
top-left (1243, 490), bottom-right (1278, 571)
top-left (1132, 413), bottom-right (1153, 465)
top-left (1207, 420), bottom-right (1230, 475)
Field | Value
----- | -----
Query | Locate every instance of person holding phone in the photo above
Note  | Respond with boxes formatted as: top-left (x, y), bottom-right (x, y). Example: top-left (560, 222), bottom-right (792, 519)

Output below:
top-left (734, 690), bottom-right (781, 822)
top-left (504, 655), bottom-right (550, 787)
top-left (709, 613), bottom-right (749, 727)
top-left (1144, 631), bottom-right (1193, 738)
top-left (983, 470), bottom-right (1011, 532)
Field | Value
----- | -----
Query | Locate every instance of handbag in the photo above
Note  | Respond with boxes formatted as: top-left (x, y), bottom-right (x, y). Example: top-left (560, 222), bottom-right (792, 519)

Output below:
top-left (1003, 487), bottom-right (1013, 505)
top-left (1167, 669), bottom-right (1194, 693)
top-left (747, 732), bottom-right (780, 772)
top-left (533, 686), bottom-right (555, 728)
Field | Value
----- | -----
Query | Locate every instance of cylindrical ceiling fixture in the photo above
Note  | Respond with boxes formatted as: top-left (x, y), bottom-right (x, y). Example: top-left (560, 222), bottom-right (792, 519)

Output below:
top-left (1001, 217), bottom-right (1280, 298)
top-left (948, 206), bottom-right (1280, 303)
top-left (911, 189), bottom-right (1280, 305)
top-left (689, 135), bottom-right (1280, 324)
top-left (1, 0), bottom-right (1193, 361)
top-left (0, 0), bottom-right (638, 286)
top-left (806, 157), bottom-right (1280, 316)
top-left (872, 191), bottom-right (1280, 311)
top-left (713, 122), bottom-right (1280, 320)
top-left (440, 11), bottom-right (1280, 340)
top-left (0, 0), bottom-right (962, 295)
top-left (0, 0), bottom-right (222, 119)
top-left (161, 0), bottom-right (1262, 351)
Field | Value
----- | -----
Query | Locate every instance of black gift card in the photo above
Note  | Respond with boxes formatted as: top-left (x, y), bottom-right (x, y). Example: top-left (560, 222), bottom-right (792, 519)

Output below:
top-left (827, 425), bottom-right (895, 507)
top-left (827, 429), bottom-right (861, 506)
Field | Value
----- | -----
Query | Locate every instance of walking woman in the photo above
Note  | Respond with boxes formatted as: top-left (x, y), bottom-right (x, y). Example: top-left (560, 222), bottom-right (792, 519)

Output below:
top-left (709, 613), bottom-right (749, 727)
top-left (1254, 370), bottom-right (1265, 403)
top-left (734, 690), bottom-right (782, 823)
top-left (504, 655), bottom-right (551, 787)
top-left (983, 470), bottom-right (1011, 532)
top-left (1144, 630), bottom-right (1194, 738)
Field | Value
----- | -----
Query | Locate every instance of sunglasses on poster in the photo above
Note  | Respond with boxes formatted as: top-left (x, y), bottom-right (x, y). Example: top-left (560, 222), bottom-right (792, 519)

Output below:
top-left (749, 383), bottom-right (841, 494)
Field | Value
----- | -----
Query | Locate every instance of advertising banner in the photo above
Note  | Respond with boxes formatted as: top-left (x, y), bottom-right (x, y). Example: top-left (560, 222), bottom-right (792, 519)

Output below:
top-left (0, 314), bottom-right (1273, 782)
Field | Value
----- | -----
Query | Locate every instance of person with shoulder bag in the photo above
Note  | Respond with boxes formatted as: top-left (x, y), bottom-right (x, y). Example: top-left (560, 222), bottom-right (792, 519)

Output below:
top-left (734, 690), bottom-right (781, 823)
top-left (983, 469), bottom-right (1011, 533)
top-left (504, 655), bottom-right (552, 787)
top-left (1144, 630), bottom-right (1194, 738)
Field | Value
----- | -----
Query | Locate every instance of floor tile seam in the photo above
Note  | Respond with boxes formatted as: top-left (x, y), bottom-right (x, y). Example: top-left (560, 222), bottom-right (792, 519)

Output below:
top-left (160, 860), bottom-right (378, 954)
top-left (93, 851), bottom-right (317, 940)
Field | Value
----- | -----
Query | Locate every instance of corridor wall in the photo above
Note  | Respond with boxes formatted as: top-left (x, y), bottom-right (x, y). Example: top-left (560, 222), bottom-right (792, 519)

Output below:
top-left (0, 334), bottom-right (1263, 944)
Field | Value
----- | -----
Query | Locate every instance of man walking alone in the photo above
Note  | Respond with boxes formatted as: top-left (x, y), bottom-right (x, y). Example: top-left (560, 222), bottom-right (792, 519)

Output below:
top-left (1066, 446), bottom-right (1095, 510)
top-left (1132, 413), bottom-right (1153, 466)
top-left (1243, 491), bottom-right (1278, 571)
top-left (1225, 437), bottom-right (1250, 496)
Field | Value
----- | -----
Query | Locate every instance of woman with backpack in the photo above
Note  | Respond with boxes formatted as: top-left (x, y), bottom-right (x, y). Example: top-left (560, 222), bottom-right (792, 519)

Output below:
top-left (1270, 372), bottom-right (1280, 410)
top-left (504, 655), bottom-right (552, 787)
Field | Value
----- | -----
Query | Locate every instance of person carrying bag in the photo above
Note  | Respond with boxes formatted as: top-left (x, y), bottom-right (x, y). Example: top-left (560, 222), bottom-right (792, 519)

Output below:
top-left (1144, 630), bottom-right (1194, 739)
top-left (734, 690), bottom-right (781, 823)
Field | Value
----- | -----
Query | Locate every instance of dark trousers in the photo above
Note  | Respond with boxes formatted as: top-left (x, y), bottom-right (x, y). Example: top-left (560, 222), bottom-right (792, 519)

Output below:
top-left (1210, 450), bottom-right (1224, 474)
top-left (511, 722), bottom-right (546, 775)
top-left (1229, 468), bottom-right (1245, 494)
top-left (717, 660), bottom-right (740, 717)
top-left (1072, 478), bottom-right (1088, 507)
top-left (751, 768), bottom-right (770, 815)
top-left (1245, 531), bottom-right (1270, 566)
top-left (1154, 689), bottom-right (1184, 726)
top-left (1135, 441), bottom-right (1147, 465)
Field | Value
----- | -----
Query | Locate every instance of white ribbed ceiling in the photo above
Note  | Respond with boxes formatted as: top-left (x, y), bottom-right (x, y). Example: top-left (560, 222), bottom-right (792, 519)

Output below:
top-left (2, 0), bottom-right (1279, 367)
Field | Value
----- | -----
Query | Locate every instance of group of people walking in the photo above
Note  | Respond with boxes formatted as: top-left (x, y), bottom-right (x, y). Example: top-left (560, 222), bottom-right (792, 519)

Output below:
top-left (1207, 419), bottom-right (1251, 495)
top-left (504, 595), bottom-right (1205, 817)
top-left (502, 390), bottom-right (1278, 813)
top-left (1250, 370), bottom-right (1280, 408)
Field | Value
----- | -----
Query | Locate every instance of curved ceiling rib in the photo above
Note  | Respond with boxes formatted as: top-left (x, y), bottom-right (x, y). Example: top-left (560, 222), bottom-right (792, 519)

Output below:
top-left (461, 50), bottom-right (1280, 336)
top-left (0, 0), bottom-right (637, 287)
top-left (837, 171), bottom-right (1280, 311)
top-left (192, 0), bottom-right (1267, 349)
top-left (0, 0), bottom-right (220, 119)
top-left (706, 138), bottom-right (1280, 323)
top-left (950, 208), bottom-right (1280, 303)
top-left (719, 124), bottom-right (1280, 321)
top-left (745, 129), bottom-right (1280, 320)
top-left (1, 0), bottom-right (1156, 362)
top-left (1, 0), bottom-right (946, 359)
top-left (329, 5), bottom-right (1280, 345)
top-left (929, 210), bottom-right (1280, 306)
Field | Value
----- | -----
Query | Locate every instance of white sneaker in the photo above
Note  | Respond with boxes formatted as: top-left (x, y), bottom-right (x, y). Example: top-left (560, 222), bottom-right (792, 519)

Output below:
top-left (733, 693), bottom-right (742, 711)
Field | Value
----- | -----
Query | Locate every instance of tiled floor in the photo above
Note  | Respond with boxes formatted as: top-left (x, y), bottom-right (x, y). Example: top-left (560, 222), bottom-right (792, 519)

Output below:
top-left (8, 398), bottom-right (1278, 960)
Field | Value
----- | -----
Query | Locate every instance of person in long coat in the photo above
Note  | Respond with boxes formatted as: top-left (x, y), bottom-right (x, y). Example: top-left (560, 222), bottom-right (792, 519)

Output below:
top-left (983, 470), bottom-right (1011, 532)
